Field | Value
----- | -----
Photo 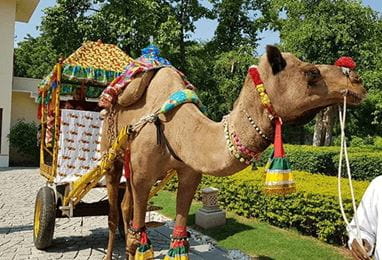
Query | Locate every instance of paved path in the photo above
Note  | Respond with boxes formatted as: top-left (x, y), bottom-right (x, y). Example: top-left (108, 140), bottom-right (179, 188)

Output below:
top-left (0, 168), bottom-right (249, 260)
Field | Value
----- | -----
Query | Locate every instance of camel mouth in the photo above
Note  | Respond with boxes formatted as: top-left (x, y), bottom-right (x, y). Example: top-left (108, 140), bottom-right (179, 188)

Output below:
top-left (340, 89), bottom-right (364, 105)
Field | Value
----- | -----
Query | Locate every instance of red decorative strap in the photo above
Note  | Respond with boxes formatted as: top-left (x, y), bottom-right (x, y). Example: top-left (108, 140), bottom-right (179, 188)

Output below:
top-left (173, 226), bottom-right (188, 238)
top-left (273, 119), bottom-right (285, 158)
top-left (248, 66), bottom-right (263, 85)
top-left (334, 57), bottom-right (356, 70)
top-left (124, 148), bottom-right (131, 179)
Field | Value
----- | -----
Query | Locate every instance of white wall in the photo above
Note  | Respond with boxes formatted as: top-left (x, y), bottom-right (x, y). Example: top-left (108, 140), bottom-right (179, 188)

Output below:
top-left (11, 77), bottom-right (41, 127)
top-left (0, 0), bottom-right (16, 167)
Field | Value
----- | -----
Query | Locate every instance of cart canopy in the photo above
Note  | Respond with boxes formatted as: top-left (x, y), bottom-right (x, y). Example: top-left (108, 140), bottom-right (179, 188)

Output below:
top-left (37, 40), bottom-right (132, 104)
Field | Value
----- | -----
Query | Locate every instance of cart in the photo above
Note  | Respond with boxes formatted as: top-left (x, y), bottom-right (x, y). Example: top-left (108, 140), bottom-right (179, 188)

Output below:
top-left (33, 40), bottom-right (175, 250)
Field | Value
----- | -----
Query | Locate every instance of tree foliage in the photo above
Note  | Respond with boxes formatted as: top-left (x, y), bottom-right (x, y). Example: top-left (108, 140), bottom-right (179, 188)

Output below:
top-left (14, 35), bottom-right (57, 78)
top-left (13, 0), bottom-right (382, 142)
top-left (269, 0), bottom-right (382, 142)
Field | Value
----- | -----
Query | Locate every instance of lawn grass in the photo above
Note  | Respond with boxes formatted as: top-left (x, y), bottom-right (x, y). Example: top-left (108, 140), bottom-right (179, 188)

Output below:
top-left (151, 190), bottom-right (352, 260)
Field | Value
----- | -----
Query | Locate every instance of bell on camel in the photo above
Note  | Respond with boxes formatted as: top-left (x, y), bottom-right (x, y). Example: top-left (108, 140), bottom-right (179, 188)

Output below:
top-left (264, 119), bottom-right (296, 195)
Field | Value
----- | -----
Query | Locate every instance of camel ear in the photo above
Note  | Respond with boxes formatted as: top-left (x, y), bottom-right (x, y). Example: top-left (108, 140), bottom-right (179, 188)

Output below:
top-left (266, 45), bottom-right (287, 75)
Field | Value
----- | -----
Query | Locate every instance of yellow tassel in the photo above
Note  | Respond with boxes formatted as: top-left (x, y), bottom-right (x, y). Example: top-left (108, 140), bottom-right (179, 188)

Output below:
top-left (164, 255), bottom-right (189, 260)
top-left (134, 248), bottom-right (154, 260)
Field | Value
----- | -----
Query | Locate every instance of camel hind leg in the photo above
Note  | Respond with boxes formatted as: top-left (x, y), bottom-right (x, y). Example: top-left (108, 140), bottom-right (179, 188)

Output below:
top-left (105, 162), bottom-right (123, 260)
top-left (126, 174), bottom-right (155, 259)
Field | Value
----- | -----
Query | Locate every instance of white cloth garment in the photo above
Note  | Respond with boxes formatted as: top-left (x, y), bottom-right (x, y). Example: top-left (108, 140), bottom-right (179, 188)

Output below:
top-left (56, 109), bottom-right (103, 184)
top-left (348, 176), bottom-right (382, 259)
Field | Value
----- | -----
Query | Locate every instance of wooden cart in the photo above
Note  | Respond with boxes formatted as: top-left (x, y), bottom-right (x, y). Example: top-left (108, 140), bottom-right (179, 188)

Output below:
top-left (33, 40), bottom-right (175, 249)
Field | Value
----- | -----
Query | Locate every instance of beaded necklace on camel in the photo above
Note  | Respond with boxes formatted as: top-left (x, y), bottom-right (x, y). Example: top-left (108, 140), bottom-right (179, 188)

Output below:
top-left (223, 66), bottom-right (278, 165)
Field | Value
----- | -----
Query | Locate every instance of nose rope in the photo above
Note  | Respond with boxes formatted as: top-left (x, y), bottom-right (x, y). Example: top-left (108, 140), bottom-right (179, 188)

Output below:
top-left (337, 90), bottom-right (362, 244)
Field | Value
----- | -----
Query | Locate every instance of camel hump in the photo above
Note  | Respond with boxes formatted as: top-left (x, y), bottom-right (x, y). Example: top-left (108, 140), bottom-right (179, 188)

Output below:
top-left (117, 66), bottom-right (193, 108)
top-left (117, 69), bottom-right (157, 107)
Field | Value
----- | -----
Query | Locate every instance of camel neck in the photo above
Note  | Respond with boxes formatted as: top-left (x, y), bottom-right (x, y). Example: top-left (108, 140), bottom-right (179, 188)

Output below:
top-left (227, 74), bottom-right (274, 155)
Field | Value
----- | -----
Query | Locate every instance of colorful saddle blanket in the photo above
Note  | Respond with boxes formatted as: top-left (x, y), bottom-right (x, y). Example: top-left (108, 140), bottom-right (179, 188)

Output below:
top-left (159, 89), bottom-right (206, 114)
top-left (99, 44), bottom-right (193, 108)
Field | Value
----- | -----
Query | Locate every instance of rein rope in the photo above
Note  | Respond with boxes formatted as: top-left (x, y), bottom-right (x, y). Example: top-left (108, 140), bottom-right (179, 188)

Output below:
top-left (338, 93), bottom-right (362, 244)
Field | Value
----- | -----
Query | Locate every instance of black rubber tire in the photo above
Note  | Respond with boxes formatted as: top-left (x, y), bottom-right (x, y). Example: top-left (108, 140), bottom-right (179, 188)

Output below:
top-left (33, 186), bottom-right (56, 250)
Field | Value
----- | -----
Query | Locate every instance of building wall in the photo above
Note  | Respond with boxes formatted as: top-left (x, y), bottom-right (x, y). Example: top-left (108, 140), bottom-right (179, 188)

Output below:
top-left (0, 0), bottom-right (16, 167)
top-left (11, 92), bottom-right (39, 127)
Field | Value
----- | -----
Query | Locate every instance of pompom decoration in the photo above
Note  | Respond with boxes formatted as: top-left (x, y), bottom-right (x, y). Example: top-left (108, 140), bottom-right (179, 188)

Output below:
top-left (334, 57), bottom-right (356, 70)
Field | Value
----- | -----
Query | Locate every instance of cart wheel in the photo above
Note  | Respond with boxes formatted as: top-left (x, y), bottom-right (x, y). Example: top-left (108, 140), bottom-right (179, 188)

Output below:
top-left (33, 186), bottom-right (56, 250)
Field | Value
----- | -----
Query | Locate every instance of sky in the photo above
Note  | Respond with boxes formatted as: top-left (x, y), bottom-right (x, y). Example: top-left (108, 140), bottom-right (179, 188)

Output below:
top-left (15, 0), bottom-right (382, 55)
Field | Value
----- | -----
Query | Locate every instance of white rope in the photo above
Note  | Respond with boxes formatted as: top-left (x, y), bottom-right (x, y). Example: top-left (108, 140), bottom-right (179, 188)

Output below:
top-left (337, 94), bottom-right (362, 244)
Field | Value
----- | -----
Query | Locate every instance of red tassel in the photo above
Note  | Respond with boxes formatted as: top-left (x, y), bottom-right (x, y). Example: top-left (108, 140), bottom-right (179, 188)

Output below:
top-left (124, 149), bottom-right (131, 179)
top-left (140, 230), bottom-right (149, 244)
top-left (248, 66), bottom-right (263, 85)
top-left (273, 119), bottom-right (285, 158)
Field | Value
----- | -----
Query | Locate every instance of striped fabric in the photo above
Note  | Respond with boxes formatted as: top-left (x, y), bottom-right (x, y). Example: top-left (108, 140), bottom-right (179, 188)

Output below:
top-left (164, 240), bottom-right (189, 260)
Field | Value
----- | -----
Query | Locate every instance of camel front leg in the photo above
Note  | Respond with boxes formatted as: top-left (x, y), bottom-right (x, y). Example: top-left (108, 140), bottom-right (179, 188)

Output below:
top-left (126, 176), bottom-right (153, 259)
top-left (105, 163), bottom-right (122, 260)
top-left (165, 170), bottom-right (202, 259)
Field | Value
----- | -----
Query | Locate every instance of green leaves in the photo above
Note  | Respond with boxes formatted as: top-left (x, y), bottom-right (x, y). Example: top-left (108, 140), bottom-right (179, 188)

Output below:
top-left (14, 36), bottom-right (57, 79)
top-left (8, 120), bottom-right (39, 166)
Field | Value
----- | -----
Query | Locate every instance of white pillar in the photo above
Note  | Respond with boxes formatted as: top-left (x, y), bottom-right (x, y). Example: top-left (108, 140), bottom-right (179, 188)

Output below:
top-left (0, 0), bottom-right (16, 167)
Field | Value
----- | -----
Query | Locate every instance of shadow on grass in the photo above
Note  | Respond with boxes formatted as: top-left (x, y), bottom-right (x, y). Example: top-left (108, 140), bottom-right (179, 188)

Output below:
top-left (191, 216), bottom-right (253, 241)
top-left (257, 256), bottom-right (274, 260)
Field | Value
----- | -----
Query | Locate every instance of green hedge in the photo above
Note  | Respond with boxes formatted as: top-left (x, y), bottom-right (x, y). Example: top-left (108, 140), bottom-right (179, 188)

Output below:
top-left (258, 145), bottom-right (382, 181)
top-left (334, 152), bottom-right (382, 181)
top-left (165, 167), bottom-right (369, 245)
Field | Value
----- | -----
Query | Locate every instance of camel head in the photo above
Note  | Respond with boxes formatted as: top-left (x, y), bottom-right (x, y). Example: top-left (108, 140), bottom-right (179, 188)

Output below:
top-left (257, 45), bottom-right (366, 124)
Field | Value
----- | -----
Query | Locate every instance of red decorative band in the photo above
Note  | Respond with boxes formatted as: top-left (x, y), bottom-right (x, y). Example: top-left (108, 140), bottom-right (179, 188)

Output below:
top-left (173, 225), bottom-right (188, 238)
top-left (248, 66), bottom-right (263, 85)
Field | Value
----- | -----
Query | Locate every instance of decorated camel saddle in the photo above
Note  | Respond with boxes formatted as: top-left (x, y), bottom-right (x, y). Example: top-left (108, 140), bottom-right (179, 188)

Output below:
top-left (98, 44), bottom-right (197, 111)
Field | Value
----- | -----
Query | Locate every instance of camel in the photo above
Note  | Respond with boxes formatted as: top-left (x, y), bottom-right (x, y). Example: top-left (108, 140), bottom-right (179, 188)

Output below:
top-left (100, 45), bottom-right (366, 259)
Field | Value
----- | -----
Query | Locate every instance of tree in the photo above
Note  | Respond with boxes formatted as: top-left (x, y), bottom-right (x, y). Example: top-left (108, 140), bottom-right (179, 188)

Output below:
top-left (39, 0), bottom-right (95, 57)
top-left (209, 0), bottom-right (269, 54)
top-left (271, 0), bottom-right (382, 145)
top-left (14, 35), bottom-right (57, 79)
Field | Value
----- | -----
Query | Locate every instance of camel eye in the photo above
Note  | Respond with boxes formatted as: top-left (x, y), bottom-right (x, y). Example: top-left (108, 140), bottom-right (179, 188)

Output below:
top-left (305, 68), bottom-right (321, 85)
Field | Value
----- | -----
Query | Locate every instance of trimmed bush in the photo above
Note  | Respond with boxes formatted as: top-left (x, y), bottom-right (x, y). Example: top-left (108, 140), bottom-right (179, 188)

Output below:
top-left (165, 167), bottom-right (369, 245)
top-left (334, 152), bottom-right (382, 181)
top-left (257, 145), bottom-right (382, 180)
top-left (8, 120), bottom-right (39, 166)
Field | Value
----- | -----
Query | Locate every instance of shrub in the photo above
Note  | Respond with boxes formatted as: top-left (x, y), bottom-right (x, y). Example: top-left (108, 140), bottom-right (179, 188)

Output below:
top-left (165, 167), bottom-right (369, 245)
top-left (374, 136), bottom-right (382, 148)
top-left (350, 136), bottom-right (366, 147)
top-left (257, 145), bottom-right (382, 180)
top-left (334, 152), bottom-right (382, 181)
top-left (258, 145), bottom-right (339, 175)
top-left (8, 120), bottom-right (39, 166)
